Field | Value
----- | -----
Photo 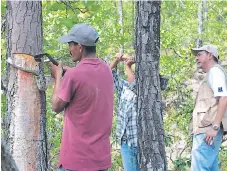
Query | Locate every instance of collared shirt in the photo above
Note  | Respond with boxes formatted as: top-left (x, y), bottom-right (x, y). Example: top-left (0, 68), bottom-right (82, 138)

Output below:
top-left (112, 68), bottom-right (137, 147)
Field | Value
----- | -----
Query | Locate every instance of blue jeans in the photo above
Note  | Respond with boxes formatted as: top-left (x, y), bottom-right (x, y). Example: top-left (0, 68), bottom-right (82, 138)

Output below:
top-left (121, 142), bottom-right (139, 171)
top-left (191, 129), bottom-right (223, 171)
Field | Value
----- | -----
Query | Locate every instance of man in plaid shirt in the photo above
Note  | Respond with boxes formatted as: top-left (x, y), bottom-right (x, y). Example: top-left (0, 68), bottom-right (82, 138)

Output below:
top-left (110, 53), bottom-right (138, 171)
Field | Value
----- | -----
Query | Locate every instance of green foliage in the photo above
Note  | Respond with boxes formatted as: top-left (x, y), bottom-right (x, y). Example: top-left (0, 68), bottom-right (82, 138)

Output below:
top-left (45, 88), bottom-right (63, 169)
top-left (173, 157), bottom-right (191, 171)
top-left (110, 149), bottom-right (123, 171)
top-left (1, 1), bottom-right (6, 14)
top-left (219, 145), bottom-right (227, 171)
top-left (1, 94), bottom-right (7, 136)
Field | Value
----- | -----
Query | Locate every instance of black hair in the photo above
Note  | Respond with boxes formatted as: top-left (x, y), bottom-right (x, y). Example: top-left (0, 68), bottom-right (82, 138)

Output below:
top-left (69, 41), bottom-right (96, 55)
top-left (82, 46), bottom-right (96, 56)
top-left (213, 56), bottom-right (218, 63)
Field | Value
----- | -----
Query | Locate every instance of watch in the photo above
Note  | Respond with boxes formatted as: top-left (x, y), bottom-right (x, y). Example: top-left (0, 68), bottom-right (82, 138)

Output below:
top-left (212, 124), bottom-right (220, 131)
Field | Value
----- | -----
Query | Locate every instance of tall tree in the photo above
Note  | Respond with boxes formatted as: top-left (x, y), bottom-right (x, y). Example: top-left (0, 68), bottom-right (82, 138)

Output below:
top-left (135, 1), bottom-right (167, 171)
top-left (196, 1), bottom-right (203, 47)
top-left (4, 1), bottom-right (47, 170)
top-left (118, 0), bottom-right (124, 54)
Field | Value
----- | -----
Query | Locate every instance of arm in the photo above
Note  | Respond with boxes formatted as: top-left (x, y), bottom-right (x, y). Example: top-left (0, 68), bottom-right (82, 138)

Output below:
top-left (109, 53), bottom-right (126, 69)
top-left (51, 63), bottom-right (68, 113)
top-left (209, 67), bottom-right (227, 126)
top-left (110, 53), bottom-right (127, 95)
top-left (204, 67), bottom-right (227, 144)
top-left (125, 57), bottom-right (135, 84)
top-left (110, 58), bottom-right (120, 70)
top-left (125, 65), bottom-right (135, 84)
top-left (213, 96), bottom-right (227, 126)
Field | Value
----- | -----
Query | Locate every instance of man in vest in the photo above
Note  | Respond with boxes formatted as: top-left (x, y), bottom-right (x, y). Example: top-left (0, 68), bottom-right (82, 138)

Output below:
top-left (190, 45), bottom-right (227, 171)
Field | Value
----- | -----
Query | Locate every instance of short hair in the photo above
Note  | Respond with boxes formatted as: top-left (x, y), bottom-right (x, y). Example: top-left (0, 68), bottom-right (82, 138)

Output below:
top-left (82, 46), bottom-right (96, 55)
top-left (205, 51), bottom-right (218, 63)
top-left (70, 41), bottom-right (96, 55)
top-left (213, 56), bottom-right (218, 63)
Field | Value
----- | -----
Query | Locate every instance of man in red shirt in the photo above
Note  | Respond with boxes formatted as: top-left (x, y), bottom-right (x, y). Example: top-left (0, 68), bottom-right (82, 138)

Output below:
top-left (50, 23), bottom-right (114, 171)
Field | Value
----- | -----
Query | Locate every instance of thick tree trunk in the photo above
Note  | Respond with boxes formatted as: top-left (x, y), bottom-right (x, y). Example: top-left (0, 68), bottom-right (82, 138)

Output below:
top-left (4, 1), bottom-right (47, 171)
top-left (135, 1), bottom-right (167, 171)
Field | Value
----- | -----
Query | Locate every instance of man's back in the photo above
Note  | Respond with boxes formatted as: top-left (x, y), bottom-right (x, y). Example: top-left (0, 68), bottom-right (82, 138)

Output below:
top-left (57, 58), bottom-right (114, 170)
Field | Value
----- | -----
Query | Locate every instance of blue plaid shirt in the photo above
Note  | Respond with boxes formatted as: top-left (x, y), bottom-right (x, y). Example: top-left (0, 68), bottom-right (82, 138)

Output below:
top-left (112, 68), bottom-right (137, 147)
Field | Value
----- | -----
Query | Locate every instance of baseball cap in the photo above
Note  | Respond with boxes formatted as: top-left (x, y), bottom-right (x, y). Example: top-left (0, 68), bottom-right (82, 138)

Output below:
top-left (58, 23), bottom-right (99, 46)
top-left (191, 45), bottom-right (219, 59)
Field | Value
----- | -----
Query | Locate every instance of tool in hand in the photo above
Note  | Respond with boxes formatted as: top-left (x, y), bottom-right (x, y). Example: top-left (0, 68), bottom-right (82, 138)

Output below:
top-left (33, 53), bottom-right (59, 65)
top-left (33, 53), bottom-right (66, 76)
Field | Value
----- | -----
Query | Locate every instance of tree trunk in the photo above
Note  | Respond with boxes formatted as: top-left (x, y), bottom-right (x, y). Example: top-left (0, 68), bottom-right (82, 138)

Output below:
top-left (196, 2), bottom-right (203, 48)
top-left (132, 0), bottom-right (136, 50)
top-left (135, 1), bottom-right (167, 171)
top-left (4, 1), bottom-right (47, 170)
top-left (1, 140), bottom-right (19, 171)
top-left (203, 0), bottom-right (208, 21)
top-left (118, 0), bottom-right (124, 54)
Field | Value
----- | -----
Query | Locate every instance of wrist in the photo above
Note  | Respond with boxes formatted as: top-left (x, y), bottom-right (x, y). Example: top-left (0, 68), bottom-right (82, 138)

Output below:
top-left (114, 57), bottom-right (120, 62)
top-left (212, 124), bottom-right (220, 131)
top-left (125, 64), bottom-right (132, 68)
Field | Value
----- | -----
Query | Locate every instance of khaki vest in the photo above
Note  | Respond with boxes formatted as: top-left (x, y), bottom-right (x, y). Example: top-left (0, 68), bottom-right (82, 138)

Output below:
top-left (191, 64), bottom-right (227, 135)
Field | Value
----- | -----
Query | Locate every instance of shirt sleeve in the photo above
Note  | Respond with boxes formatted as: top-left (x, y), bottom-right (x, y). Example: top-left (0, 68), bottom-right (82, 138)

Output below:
top-left (58, 70), bottom-right (77, 102)
top-left (128, 80), bottom-right (136, 92)
top-left (112, 68), bottom-right (126, 95)
top-left (208, 66), bottom-right (227, 97)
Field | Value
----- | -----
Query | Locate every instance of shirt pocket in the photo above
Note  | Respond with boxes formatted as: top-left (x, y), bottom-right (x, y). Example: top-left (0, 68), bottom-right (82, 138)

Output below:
top-left (197, 107), bottom-right (212, 128)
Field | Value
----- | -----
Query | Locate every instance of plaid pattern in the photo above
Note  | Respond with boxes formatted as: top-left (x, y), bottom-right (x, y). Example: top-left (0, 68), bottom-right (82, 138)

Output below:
top-left (112, 68), bottom-right (137, 147)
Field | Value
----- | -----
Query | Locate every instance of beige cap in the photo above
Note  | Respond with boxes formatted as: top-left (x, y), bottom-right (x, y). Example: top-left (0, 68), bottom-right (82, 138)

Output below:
top-left (191, 45), bottom-right (219, 59)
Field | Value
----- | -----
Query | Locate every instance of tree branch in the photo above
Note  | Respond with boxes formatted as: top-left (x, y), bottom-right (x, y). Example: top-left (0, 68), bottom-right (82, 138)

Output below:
top-left (59, 0), bottom-right (87, 14)
top-left (210, 6), bottom-right (227, 25)
top-left (170, 47), bottom-right (182, 57)
top-left (1, 15), bottom-right (6, 34)
top-left (1, 80), bottom-right (7, 94)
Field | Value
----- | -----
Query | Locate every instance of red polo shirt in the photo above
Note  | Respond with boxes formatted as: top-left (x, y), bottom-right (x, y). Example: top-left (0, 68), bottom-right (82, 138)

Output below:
top-left (57, 58), bottom-right (114, 171)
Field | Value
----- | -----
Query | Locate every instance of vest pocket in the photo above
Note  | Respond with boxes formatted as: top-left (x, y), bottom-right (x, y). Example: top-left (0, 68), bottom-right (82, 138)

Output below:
top-left (197, 107), bottom-right (212, 127)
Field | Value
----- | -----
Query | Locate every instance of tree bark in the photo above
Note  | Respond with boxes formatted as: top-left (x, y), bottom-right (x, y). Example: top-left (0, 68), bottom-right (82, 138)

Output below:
top-left (203, 0), bottom-right (208, 21)
top-left (196, 2), bottom-right (203, 48)
top-left (135, 1), bottom-right (167, 171)
top-left (4, 1), bottom-right (47, 171)
top-left (1, 140), bottom-right (19, 171)
top-left (118, 0), bottom-right (124, 54)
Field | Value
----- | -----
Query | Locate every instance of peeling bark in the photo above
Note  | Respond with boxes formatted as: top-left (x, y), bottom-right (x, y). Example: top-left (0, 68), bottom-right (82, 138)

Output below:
top-left (135, 1), bottom-right (167, 171)
top-left (4, 1), bottom-right (47, 171)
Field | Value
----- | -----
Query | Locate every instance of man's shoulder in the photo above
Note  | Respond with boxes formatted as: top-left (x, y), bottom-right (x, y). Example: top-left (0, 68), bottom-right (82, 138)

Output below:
top-left (210, 65), bottom-right (226, 74)
top-left (64, 67), bottom-right (79, 76)
top-left (209, 66), bottom-right (226, 80)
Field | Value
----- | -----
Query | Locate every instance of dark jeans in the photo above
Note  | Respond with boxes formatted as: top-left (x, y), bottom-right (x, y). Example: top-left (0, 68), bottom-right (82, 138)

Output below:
top-left (58, 166), bottom-right (108, 171)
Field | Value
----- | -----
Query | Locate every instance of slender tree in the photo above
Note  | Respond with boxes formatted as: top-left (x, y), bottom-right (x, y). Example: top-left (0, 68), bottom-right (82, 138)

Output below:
top-left (4, 1), bottom-right (47, 170)
top-left (197, 1), bottom-right (203, 47)
top-left (135, 1), bottom-right (167, 170)
top-left (118, 0), bottom-right (124, 54)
